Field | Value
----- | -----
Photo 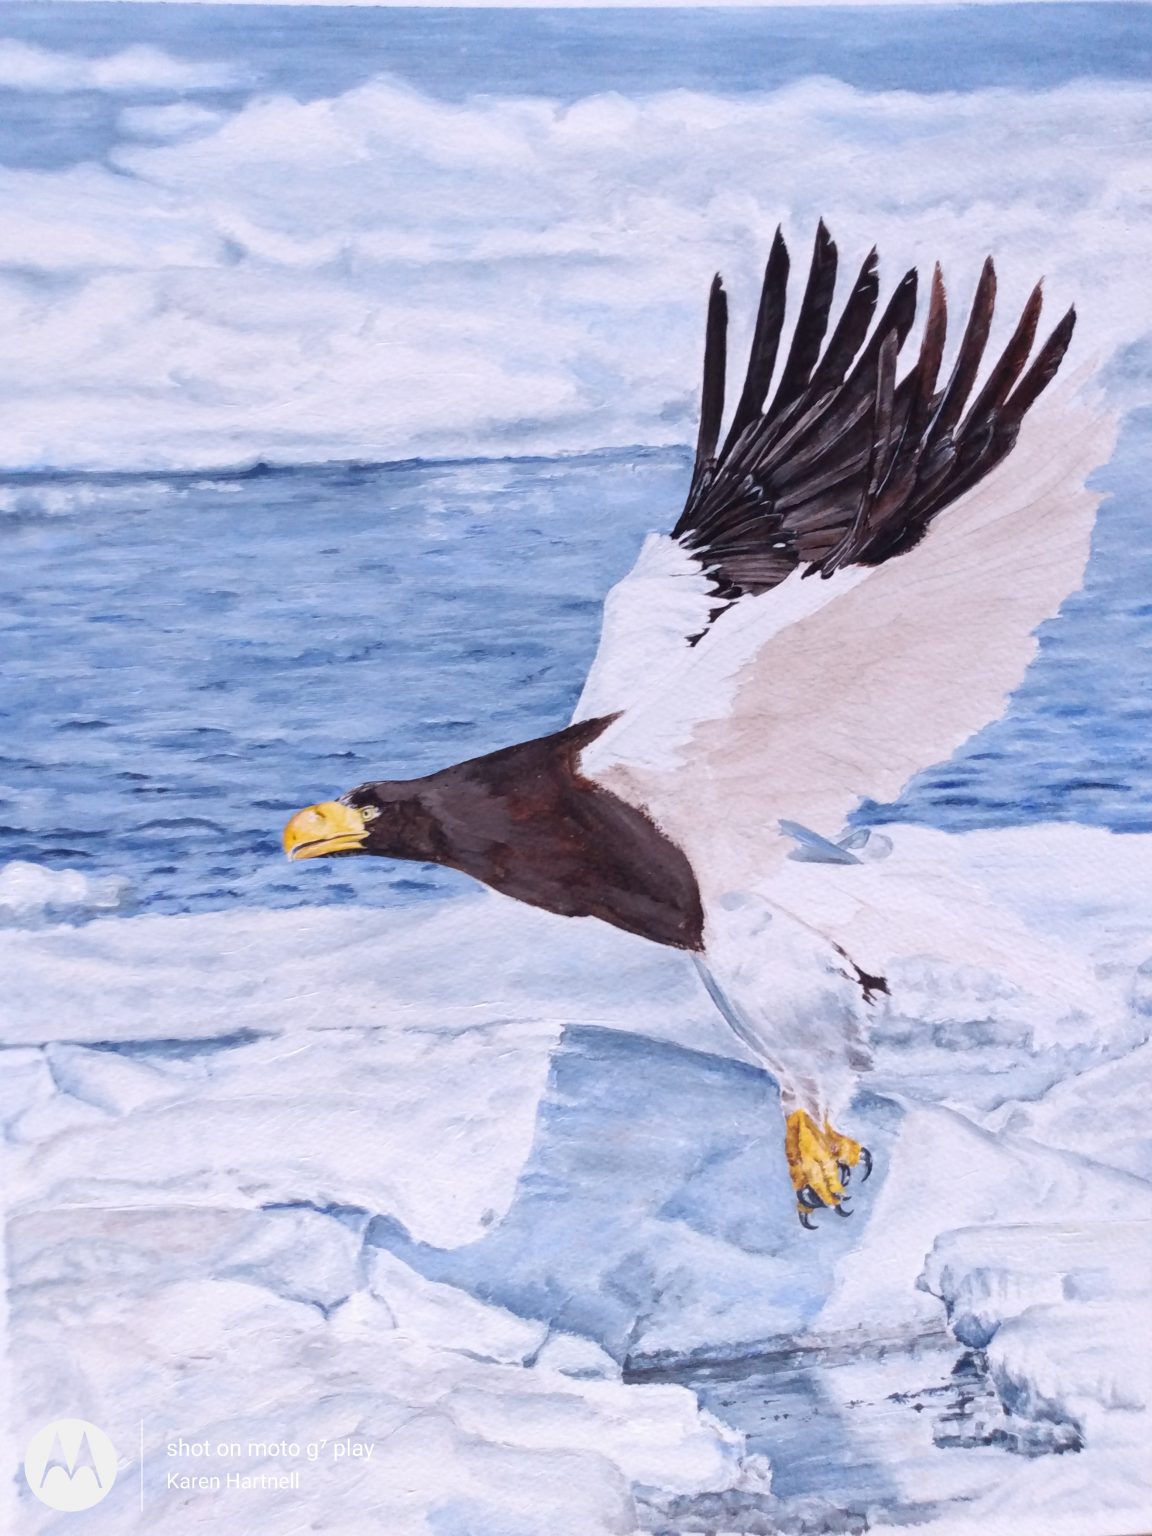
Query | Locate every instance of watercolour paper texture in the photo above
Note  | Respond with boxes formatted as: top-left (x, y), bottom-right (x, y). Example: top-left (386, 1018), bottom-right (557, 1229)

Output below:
top-left (1, 3), bottom-right (1151, 1534)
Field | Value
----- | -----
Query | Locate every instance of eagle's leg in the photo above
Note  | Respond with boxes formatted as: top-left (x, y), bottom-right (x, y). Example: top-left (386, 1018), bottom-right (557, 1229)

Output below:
top-left (785, 1110), bottom-right (871, 1227)
top-left (692, 914), bottom-right (875, 1227)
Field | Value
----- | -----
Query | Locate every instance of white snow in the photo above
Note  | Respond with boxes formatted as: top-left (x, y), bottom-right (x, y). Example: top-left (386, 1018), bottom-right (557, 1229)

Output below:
top-left (989, 1038), bottom-right (1152, 1179)
top-left (3, 824), bottom-right (1151, 1534)
top-left (0, 75), bottom-right (1150, 468)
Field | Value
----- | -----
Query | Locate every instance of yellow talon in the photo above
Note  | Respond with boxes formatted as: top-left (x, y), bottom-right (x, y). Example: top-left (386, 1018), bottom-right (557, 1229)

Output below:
top-left (785, 1110), bottom-right (871, 1227)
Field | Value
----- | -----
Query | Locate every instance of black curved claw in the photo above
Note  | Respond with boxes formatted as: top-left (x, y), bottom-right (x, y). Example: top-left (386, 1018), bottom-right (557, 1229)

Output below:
top-left (798, 1208), bottom-right (818, 1230)
top-left (834, 1200), bottom-right (853, 1219)
top-left (838, 1161), bottom-right (852, 1186)
top-left (859, 1146), bottom-right (873, 1183)
top-left (797, 1184), bottom-right (825, 1210)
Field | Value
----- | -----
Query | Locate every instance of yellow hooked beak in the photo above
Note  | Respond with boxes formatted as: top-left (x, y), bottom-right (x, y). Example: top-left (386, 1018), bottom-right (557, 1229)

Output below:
top-left (283, 801), bottom-right (372, 861)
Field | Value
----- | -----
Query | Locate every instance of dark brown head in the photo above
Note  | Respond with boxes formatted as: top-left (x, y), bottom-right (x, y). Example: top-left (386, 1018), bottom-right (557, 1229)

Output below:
top-left (282, 782), bottom-right (435, 863)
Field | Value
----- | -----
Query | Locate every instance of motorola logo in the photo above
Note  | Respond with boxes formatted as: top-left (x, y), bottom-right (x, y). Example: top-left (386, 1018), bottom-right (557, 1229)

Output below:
top-left (23, 1419), bottom-right (118, 1512)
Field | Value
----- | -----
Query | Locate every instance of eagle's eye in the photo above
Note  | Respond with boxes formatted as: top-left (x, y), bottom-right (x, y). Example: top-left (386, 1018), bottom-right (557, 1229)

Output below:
top-left (360, 805), bottom-right (381, 823)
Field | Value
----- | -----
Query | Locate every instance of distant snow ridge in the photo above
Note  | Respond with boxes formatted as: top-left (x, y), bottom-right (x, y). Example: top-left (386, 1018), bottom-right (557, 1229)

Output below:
top-left (1, 75), bottom-right (1150, 468)
top-left (0, 860), bottom-right (132, 927)
top-left (0, 39), bottom-right (244, 94)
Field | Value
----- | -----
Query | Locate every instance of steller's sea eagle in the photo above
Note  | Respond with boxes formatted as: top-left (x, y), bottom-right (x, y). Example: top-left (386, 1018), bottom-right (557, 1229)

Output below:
top-left (284, 222), bottom-right (1113, 1225)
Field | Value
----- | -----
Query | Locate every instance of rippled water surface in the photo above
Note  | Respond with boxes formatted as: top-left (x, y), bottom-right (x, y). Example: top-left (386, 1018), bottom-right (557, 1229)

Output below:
top-left (3, 425), bottom-right (1151, 914)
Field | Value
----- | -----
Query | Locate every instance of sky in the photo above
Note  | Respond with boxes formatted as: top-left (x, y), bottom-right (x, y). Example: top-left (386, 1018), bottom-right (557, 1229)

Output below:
top-left (48, 0), bottom-right (1128, 6)
top-left (44, 0), bottom-right (1133, 8)
top-left (0, 3), bottom-right (1147, 470)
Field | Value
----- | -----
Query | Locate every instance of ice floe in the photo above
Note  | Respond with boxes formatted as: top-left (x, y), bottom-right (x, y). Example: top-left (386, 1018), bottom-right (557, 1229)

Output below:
top-left (2, 825), bottom-right (1151, 1533)
top-left (0, 861), bottom-right (132, 928)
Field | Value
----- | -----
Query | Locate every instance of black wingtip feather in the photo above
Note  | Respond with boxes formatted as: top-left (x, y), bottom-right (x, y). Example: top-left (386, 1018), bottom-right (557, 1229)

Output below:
top-left (822, 328), bottom-right (902, 575)
top-left (868, 330), bottom-right (901, 498)
top-left (806, 245), bottom-right (880, 399)
top-left (767, 221), bottom-right (839, 422)
top-left (960, 278), bottom-right (1045, 438)
top-left (694, 273), bottom-right (728, 477)
top-left (848, 266), bottom-right (919, 393)
top-left (919, 256), bottom-right (996, 453)
top-left (1003, 303), bottom-right (1077, 421)
top-left (918, 264), bottom-right (948, 399)
top-left (720, 227), bottom-right (790, 458)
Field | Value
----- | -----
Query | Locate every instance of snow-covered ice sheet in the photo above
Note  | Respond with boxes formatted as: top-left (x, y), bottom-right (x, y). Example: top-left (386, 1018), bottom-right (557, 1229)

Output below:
top-left (3, 825), bottom-right (1151, 1534)
top-left (8, 1204), bottom-right (756, 1535)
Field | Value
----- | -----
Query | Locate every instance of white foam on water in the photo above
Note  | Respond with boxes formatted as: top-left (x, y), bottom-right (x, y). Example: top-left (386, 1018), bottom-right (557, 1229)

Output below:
top-left (0, 861), bottom-right (133, 928)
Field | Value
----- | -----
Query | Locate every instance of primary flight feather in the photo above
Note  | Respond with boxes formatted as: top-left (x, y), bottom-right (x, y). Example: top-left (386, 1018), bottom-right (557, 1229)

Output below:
top-left (285, 223), bottom-right (1112, 1224)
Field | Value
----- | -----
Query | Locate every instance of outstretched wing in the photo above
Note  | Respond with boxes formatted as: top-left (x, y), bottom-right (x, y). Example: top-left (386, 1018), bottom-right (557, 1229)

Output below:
top-left (574, 224), bottom-right (1113, 902)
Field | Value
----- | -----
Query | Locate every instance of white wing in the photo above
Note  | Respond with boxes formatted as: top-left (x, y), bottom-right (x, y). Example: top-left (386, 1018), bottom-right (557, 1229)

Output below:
top-left (570, 228), bottom-right (1111, 908)
top-left (571, 532), bottom-right (713, 723)
top-left (581, 388), bottom-right (1116, 904)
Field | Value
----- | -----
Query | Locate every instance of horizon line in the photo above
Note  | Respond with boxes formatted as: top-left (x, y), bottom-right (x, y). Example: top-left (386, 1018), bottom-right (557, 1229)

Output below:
top-left (0, 441), bottom-right (694, 483)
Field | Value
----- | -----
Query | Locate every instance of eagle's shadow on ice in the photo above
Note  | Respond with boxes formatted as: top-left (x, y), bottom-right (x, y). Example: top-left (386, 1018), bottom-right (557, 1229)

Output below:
top-left (366, 1022), bottom-right (902, 1361)
top-left (366, 1025), bottom-right (916, 1516)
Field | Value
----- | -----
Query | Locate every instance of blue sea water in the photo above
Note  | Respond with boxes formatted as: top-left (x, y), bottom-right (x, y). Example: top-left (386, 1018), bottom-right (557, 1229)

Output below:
top-left (3, 417), bottom-right (1151, 917)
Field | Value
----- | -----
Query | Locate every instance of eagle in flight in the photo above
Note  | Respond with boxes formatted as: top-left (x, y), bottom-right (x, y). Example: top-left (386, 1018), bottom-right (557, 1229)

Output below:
top-left (284, 222), bottom-right (1110, 1225)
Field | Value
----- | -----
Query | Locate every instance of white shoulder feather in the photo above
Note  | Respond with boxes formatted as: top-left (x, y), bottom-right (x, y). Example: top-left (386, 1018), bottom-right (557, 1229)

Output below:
top-left (571, 533), bottom-right (713, 723)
